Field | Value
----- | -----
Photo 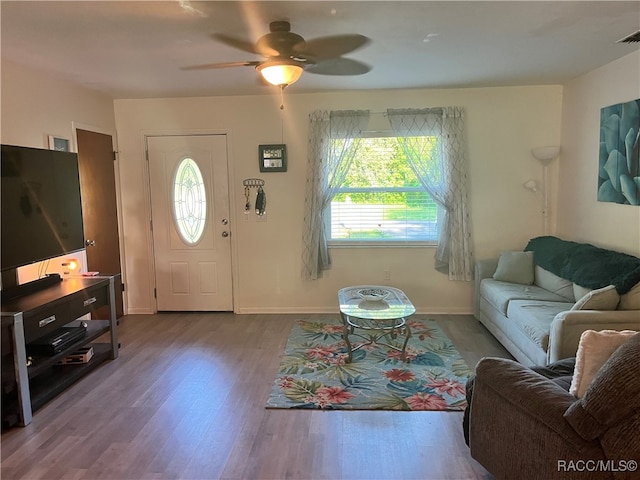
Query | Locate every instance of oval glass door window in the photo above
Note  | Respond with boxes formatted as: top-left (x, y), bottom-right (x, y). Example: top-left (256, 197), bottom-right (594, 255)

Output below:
top-left (172, 157), bottom-right (207, 245)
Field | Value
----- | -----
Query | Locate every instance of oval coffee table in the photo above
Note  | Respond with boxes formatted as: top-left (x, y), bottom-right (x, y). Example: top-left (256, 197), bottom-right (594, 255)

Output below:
top-left (338, 285), bottom-right (416, 363)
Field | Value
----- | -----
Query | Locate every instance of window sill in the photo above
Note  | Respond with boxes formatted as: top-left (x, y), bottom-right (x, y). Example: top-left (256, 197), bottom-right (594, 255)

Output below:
top-left (328, 241), bottom-right (437, 248)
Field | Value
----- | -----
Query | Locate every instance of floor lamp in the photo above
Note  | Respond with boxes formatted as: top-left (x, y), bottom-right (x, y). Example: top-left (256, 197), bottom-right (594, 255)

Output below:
top-left (531, 146), bottom-right (560, 235)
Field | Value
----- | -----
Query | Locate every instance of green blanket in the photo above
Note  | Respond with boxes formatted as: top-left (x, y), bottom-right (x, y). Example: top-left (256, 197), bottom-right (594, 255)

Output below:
top-left (525, 236), bottom-right (640, 294)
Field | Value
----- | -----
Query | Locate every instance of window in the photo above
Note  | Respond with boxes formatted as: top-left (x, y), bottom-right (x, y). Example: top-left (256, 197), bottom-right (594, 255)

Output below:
top-left (328, 136), bottom-right (440, 244)
top-left (172, 157), bottom-right (207, 245)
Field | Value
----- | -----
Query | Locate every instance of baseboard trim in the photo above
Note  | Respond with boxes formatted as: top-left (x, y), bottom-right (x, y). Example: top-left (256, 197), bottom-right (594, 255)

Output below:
top-left (126, 307), bottom-right (156, 314)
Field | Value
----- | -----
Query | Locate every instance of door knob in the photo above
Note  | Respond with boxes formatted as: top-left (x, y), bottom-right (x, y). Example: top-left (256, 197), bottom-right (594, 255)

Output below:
top-left (221, 231), bottom-right (229, 238)
top-left (85, 239), bottom-right (96, 247)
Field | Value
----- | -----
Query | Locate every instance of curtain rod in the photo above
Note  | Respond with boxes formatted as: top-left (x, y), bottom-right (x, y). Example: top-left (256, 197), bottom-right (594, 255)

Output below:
top-left (330, 108), bottom-right (448, 116)
top-left (368, 108), bottom-right (446, 116)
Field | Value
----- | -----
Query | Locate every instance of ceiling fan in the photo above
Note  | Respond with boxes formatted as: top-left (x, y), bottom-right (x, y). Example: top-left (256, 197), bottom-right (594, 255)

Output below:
top-left (183, 21), bottom-right (371, 88)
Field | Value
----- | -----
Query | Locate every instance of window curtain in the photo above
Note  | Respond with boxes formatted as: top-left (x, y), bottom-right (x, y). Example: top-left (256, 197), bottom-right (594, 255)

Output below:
top-left (302, 110), bottom-right (370, 280)
top-left (387, 107), bottom-right (473, 281)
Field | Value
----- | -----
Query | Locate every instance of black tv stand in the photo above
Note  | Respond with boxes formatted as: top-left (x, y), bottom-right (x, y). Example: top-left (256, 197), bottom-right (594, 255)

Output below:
top-left (1, 274), bottom-right (62, 302)
top-left (1, 275), bottom-right (119, 427)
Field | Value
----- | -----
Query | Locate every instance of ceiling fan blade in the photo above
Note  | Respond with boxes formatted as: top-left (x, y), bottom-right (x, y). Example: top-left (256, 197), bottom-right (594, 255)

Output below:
top-left (211, 33), bottom-right (261, 55)
top-left (305, 58), bottom-right (371, 76)
top-left (257, 34), bottom-right (303, 57)
top-left (181, 61), bottom-right (260, 71)
top-left (297, 34), bottom-right (370, 60)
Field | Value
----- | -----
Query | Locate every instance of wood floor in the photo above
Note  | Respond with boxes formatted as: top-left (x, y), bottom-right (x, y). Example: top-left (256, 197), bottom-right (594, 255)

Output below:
top-left (1, 313), bottom-right (511, 480)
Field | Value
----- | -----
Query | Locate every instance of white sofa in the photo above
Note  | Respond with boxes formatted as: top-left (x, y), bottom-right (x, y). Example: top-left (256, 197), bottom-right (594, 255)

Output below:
top-left (474, 237), bottom-right (640, 366)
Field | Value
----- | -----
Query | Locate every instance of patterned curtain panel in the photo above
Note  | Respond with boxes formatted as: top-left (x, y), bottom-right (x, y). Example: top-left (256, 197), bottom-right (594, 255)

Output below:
top-left (387, 107), bottom-right (473, 281)
top-left (302, 110), bottom-right (370, 280)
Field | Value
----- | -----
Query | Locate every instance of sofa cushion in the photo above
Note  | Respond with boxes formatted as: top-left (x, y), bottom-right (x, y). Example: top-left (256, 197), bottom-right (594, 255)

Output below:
top-left (507, 300), bottom-right (575, 351)
top-left (571, 285), bottom-right (620, 311)
top-left (569, 329), bottom-right (638, 398)
top-left (534, 267), bottom-right (574, 301)
top-left (480, 278), bottom-right (570, 315)
top-left (573, 283), bottom-right (591, 301)
top-left (619, 281), bottom-right (640, 310)
top-left (492, 251), bottom-right (534, 284)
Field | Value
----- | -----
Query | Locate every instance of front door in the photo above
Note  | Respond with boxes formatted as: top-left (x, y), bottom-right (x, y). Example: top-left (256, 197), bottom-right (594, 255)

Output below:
top-left (76, 129), bottom-right (124, 317)
top-left (147, 135), bottom-right (232, 311)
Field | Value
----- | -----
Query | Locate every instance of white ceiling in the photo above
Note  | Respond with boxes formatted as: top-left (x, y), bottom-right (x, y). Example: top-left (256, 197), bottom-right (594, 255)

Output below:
top-left (1, 1), bottom-right (639, 99)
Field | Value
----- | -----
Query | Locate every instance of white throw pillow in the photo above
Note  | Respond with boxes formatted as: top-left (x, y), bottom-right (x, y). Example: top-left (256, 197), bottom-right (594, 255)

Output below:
top-left (492, 251), bottom-right (534, 285)
top-left (571, 285), bottom-right (620, 310)
top-left (570, 329), bottom-right (637, 398)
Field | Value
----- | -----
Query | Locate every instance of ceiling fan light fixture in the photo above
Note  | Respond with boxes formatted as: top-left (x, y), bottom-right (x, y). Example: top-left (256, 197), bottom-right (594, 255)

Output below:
top-left (257, 61), bottom-right (303, 87)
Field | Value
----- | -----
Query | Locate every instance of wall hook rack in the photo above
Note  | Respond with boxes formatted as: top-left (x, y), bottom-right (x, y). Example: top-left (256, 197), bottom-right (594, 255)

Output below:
top-left (242, 178), bottom-right (265, 188)
top-left (242, 179), bottom-right (267, 216)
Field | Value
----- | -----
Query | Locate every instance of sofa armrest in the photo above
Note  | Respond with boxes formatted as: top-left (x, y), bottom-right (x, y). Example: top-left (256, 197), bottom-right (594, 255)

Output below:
top-left (471, 358), bottom-right (579, 442)
top-left (474, 258), bottom-right (498, 318)
top-left (469, 358), bottom-right (604, 477)
top-left (547, 310), bottom-right (640, 363)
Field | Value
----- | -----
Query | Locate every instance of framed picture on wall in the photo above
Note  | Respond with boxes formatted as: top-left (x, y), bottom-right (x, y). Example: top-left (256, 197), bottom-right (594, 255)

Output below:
top-left (259, 144), bottom-right (287, 172)
top-left (598, 98), bottom-right (640, 205)
top-left (48, 135), bottom-right (70, 152)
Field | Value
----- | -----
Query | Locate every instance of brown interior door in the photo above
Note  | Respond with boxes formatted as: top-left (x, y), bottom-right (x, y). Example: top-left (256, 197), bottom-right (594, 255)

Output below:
top-left (76, 129), bottom-right (124, 317)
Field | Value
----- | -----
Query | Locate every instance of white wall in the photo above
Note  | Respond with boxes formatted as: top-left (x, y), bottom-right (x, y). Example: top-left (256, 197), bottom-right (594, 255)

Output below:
top-left (1, 60), bottom-right (116, 152)
top-left (114, 85), bottom-right (562, 314)
top-left (557, 51), bottom-right (640, 256)
top-left (6, 52), bottom-right (637, 315)
top-left (1, 60), bottom-right (117, 282)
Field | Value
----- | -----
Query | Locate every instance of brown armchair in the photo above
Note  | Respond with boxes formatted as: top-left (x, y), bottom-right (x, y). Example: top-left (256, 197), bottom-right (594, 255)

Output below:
top-left (468, 333), bottom-right (640, 480)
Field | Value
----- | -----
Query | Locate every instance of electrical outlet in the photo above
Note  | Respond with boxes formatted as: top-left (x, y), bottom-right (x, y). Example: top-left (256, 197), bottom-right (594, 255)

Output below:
top-left (383, 270), bottom-right (391, 281)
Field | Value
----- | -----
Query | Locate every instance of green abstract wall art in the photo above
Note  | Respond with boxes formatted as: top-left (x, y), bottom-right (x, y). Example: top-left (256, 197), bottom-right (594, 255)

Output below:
top-left (598, 98), bottom-right (640, 205)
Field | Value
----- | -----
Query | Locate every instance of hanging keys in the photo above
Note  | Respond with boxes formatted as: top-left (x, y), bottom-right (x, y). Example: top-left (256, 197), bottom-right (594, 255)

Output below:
top-left (242, 178), bottom-right (266, 217)
top-left (255, 186), bottom-right (266, 216)
top-left (244, 186), bottom-right (251, 215)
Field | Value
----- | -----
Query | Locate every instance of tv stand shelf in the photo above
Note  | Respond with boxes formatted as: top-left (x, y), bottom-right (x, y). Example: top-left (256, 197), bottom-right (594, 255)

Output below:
top-left (1, 276), bottom-right (119, 427)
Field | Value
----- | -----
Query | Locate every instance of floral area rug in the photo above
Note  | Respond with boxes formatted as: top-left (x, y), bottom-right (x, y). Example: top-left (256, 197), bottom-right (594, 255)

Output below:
top-left (266, 318), bottom-right (472, 411)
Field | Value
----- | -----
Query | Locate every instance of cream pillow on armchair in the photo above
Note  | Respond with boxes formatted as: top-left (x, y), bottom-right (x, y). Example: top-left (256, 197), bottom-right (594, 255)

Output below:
top-left (569, 329), bottom-right (637, 398)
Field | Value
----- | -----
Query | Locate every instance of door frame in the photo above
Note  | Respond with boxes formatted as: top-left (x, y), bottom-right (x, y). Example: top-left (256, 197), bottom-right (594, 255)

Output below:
top-left (142, 129), bottom-right (238, 313)
top-left (72, 121), bottom-right (128, 315)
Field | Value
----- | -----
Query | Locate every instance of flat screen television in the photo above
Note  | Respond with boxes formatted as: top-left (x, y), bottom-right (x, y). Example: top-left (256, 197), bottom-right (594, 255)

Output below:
top-left (1, 144), bottom-right (85, 291)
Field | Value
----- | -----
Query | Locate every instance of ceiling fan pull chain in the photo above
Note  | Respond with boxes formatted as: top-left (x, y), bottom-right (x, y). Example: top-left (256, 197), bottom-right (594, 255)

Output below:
top-left (279, 85), bottom-right (285, 110)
